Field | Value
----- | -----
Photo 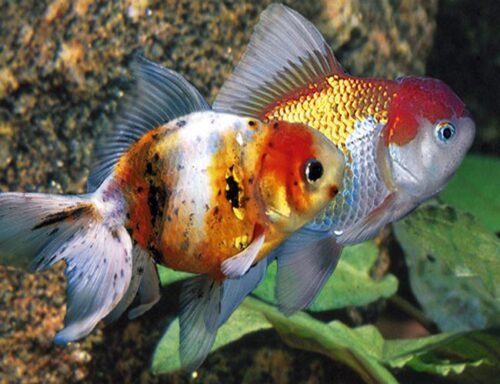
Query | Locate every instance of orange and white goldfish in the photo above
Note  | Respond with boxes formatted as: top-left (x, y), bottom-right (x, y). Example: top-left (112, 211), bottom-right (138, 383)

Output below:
top-left (213, 5), bottom-right (475, 317)
top-left (0, 57), bottom-right (345, 369)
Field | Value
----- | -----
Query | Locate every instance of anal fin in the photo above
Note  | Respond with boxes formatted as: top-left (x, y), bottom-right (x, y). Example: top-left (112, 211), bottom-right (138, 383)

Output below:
top-left (179, 275), bottom-right (222, 371)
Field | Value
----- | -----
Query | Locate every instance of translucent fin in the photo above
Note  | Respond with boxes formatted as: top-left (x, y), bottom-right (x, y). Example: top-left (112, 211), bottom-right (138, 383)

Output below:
top-left (0, 191), bottom-right (133, 343)
top-left (218, 256), bottom-right (268, 326)
top-left (0, 193), bottom-right (89, 270)
top-left (55, 225), bottom-right (132, 343)
top-left (128, 256), bottom-right (160, 319)
top-left (179, 275), bottom-right (222, 371)
top-left (105, 245), bottom-right (149, 323)
top-left (213, 4), bottom-right (344, 117)
top-left (87, 56), bottom-right (210, 192)
top-left (220, 232), bottom-right (265, 278)
top-left (275, 227), bottom-right (342, 316)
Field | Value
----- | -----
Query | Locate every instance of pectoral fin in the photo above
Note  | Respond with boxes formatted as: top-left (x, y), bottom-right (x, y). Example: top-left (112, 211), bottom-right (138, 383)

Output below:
top-left (275, 227), bottom-right (342, 316)
top-left (220, 231), bottom-right (265, 278)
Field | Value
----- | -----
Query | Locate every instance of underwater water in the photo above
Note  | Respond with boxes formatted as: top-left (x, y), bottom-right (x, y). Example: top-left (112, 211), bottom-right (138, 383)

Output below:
top-left (0, 0), bottom-right (498, 383)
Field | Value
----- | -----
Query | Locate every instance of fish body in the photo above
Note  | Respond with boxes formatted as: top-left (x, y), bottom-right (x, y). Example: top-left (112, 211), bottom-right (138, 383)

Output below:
top-left (213, 4), bottom-right (475, 314)
top-left (0, 56), bottom-right (345, 369)
top-left (113, 112), bottom-right (343, 279)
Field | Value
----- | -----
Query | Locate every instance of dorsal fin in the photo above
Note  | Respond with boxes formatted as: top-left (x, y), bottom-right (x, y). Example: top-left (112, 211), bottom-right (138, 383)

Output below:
top-left (213, 4), bottom-right (345, 117)
top-left (87, 56), bottom-right (210, 192)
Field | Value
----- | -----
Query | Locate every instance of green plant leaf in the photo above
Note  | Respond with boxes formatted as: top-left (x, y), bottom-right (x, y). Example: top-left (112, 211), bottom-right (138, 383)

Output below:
top-left (440, 155), bottom-right (500, 233)
top-left (249, 297), bottom-right (500, 382)
top-left (157, 265), bottom-right (193, 286)
top-left (383, 329), bottom-right (500, 380)
top-left (151, 295), bottom-right (500, 382)
top-left (253, 242), bottom-right (398, 311)
top-left (394, 202), bottom-right (500, 331)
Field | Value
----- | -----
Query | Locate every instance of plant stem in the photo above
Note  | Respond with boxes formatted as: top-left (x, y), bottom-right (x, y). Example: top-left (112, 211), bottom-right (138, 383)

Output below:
top-left (389, 294), bottom-right (436, 332)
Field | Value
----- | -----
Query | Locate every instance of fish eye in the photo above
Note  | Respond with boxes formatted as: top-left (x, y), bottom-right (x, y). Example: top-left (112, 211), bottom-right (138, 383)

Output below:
top-left (304, 159), bottom-right (324, 183)
top-left (435, 122), bottom-right (456, 143)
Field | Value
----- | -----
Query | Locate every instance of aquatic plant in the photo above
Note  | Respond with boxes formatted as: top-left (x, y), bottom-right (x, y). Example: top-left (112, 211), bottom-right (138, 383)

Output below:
top-left (152, 154), bottom-right (500, 383)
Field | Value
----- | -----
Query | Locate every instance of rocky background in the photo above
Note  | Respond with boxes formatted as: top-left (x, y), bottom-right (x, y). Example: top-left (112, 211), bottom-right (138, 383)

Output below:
top-left (0, 0), bottom-right (497, 383)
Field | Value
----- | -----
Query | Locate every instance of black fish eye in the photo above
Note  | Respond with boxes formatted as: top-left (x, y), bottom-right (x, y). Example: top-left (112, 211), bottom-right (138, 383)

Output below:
top-left (304, 159), bottom-right (324, 183)
top-left (435, 122), bottom-right (456, 143)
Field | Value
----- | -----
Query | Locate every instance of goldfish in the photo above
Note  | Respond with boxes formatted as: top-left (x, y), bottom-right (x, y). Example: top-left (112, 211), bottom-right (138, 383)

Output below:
top-left (0, 57), bottom-right (345, 369)
top-left (213, 5), bottom-right (475, 317)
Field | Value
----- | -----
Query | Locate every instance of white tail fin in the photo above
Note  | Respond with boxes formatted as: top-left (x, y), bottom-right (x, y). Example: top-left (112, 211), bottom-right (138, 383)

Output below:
top-left (0, 190), bottom-right (133, 343)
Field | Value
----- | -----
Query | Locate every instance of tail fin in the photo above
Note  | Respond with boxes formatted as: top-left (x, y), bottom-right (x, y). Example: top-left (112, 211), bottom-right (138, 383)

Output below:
top-left (0, 191), bottom-right (133, 343)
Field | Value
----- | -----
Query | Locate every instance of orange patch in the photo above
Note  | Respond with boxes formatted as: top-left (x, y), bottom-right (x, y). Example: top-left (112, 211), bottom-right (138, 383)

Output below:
top-left (258, 121), bottom-right (316, 213)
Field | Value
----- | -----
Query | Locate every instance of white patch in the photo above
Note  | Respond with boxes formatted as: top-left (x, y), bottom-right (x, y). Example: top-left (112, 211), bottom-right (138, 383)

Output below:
top-left (236, 132), bottom-right (244, 146)
top-left (175, 113), bottom-right (254, 231)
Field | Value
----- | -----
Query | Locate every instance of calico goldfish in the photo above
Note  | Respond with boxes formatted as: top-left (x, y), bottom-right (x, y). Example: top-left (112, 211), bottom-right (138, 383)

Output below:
top-left (0, 57), bottom-right (345, 369)
top-left (213, 5), bottom-right (475, 318)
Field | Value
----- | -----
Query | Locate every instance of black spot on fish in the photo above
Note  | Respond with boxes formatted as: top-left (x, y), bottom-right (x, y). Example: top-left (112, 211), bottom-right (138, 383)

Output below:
top-left (225, 175), bottom-right (241, 209)
top-left (149, 244), bottom-right (163, 264)
top-left (145, 162), bottom-right (154, 176)
top-left (273, 122), bottom-right (279, 129)
top-left (174, 207), bottom-right (179, 216)
top-left (137, 266), bottom-right (144, 274)
top-left (32, 205), bottom-right (92, 230)
top-left (427, 254), bottom-right (436, 263)
top-left (147, 183), bottom-right (169, 230)
top-left (120, 269), bottom-right (124, 278)
top-left (153, 153), bottom-right (160, 163)
top-left (111, 229), bottom-right (121, 243)
top-left (137, 186), bottom-right (144, 193)
top-left (176, 120), bottom-right (186, 128)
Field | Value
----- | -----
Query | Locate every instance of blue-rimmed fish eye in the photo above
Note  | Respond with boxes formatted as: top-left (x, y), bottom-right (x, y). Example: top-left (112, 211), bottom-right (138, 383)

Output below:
top-left (304, 159), bottom-right (324, 183)
top-left (435, 121), bottom-right (457, 143)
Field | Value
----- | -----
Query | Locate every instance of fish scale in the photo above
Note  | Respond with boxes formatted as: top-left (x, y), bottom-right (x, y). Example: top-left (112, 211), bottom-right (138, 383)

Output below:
top-left (265, 76), bottom-right (395, 150)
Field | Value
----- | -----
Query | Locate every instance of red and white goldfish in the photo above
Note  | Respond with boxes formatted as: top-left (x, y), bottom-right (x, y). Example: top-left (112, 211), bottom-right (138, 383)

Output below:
top-left (213, 5), bottom-right (475, 317)
top-left (0, 57), bottom-right (345, 369)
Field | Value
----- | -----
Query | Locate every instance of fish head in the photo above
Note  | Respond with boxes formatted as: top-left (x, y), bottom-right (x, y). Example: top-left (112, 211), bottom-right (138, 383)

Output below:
top-left (384, 77), bottom-right (475, 202)
top-left (256, 121), bottom-right (345, 232)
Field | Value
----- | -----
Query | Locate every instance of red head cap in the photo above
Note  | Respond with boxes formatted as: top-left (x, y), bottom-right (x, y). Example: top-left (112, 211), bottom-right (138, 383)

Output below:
top-left (384, 77), bottom-right (469, 146)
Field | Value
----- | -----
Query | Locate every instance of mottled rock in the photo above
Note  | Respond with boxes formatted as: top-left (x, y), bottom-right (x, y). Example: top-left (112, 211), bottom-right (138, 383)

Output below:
top-left (0, 0), bottom-right (440, 382)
